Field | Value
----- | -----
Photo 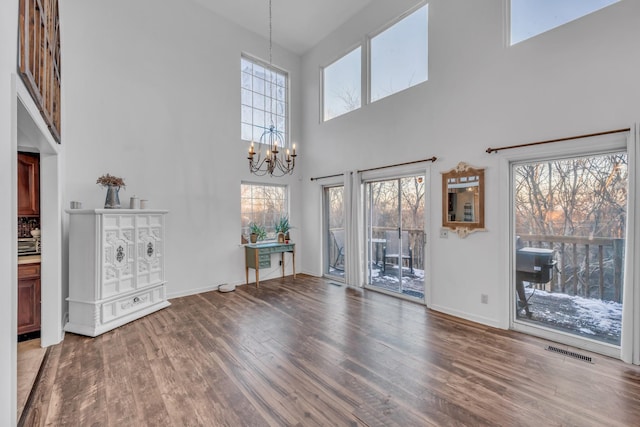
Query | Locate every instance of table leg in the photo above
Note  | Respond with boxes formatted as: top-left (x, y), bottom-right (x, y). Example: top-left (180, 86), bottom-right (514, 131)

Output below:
top-left (255, 250), bottom-right (260, 287)
top-left (292, 248), bottom-right (296, 279)
top-left (281, 252), bottom-right (285, 279)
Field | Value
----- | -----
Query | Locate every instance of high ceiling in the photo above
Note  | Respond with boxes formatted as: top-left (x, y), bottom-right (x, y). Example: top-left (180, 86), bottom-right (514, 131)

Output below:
top-left (192, 0), bottom-right (374, 55)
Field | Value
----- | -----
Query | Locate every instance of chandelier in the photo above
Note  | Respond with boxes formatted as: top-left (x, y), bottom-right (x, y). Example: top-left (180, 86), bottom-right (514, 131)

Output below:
top-left (247, 0), bottom-right (297, 177)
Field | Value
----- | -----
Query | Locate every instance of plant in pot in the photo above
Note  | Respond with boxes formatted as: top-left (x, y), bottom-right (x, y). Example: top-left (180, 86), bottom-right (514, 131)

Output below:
top-left (275, 216), bottom-right (290, 243)
top-left (249, 222), bottom-right (266, 244)
top-left (96, 173), bottom-right (126, 209)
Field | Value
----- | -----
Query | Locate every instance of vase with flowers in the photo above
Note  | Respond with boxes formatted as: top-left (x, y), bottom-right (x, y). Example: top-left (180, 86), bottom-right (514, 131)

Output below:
top-left (97, 174), bottom-right (126, 209)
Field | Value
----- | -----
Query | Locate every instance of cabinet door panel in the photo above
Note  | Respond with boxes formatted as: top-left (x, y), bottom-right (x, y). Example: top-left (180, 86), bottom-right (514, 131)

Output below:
top-left (17, 153), bottom-right (39, 216)
top-left (18, 277), bottom-right (41, 334)
top-left (136, 215), bottom-right (164, 288)
top-left (102, 215), bottom-right (136, 298)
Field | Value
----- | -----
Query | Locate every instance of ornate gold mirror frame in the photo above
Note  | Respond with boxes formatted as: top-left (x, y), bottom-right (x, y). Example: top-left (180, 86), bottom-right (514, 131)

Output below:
top-left (442, 162), bottom-right (485, 237)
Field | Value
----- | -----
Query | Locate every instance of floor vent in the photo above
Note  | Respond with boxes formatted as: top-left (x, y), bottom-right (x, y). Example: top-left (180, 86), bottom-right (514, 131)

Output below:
top-left (328, 282), bottom-right (343, 287)
top-left (545, 345), bottom-right (593, 363)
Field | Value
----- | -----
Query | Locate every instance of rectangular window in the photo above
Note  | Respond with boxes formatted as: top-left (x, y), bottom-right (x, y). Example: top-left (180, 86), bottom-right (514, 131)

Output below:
top-left (241, 183), bottom-right (288, 243)
top-left (370, 4), bottom-right (428, 103)
top-left (510, 0), bottom-right (620, 45)
top-left (241, 55), bottom-right (288, 144)
top-left (322, 47), bottom-right (362, 121)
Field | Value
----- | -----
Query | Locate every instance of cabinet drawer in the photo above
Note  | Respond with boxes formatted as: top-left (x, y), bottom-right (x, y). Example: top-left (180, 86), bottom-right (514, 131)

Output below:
top-left (258, 253), bottom-right (271, 268)
top-left (18, 263), bottom-right (40, 278)
top-left (101, 285), bottom-right (165, 324)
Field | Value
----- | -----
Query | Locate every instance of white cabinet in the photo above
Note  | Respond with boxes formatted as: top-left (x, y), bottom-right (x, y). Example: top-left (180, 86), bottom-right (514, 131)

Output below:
top-left (65, 209), bottom-right (170, 337)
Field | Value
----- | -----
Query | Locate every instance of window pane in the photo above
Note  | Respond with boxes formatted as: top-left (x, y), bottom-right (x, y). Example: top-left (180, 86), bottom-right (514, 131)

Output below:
top-left (370, 5), bottom-right (428, 103)
top-left (323, 46), bottom-right (361, 121)
top-left (241, 58), bottom-right (252, 74)
top-left (510, 0), bottom-right (620, 45)
top-left (241, 123), bottom-right (253, 141)
top-left (241, 88), bottom-right (252, 107)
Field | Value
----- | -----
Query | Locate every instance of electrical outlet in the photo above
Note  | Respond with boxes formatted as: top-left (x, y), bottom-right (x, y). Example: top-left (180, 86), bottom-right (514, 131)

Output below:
top-left (481, 294), bottom-right (488, 304)
top-left (439, 229), bottom-right (448, 238)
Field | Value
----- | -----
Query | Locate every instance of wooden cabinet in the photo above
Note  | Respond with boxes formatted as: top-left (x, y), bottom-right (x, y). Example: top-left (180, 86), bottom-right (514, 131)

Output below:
top-left (66, 210), bottom-right (170, 337)
top-left (245, 243), bottom-right (295, 287)
top-left (18, 152), bottom-right (40, 216)
top-left (18, 263), bottom-right (41, 335)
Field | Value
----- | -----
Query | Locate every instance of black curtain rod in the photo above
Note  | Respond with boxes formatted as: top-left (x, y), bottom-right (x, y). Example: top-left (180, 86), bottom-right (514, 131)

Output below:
top-left (486, 128), bottom-right (630, 154)
top-left (310, 172), bottom-right (345, 182)
top-left (310, 156), bottom-right (437, 182)
top-left (358, 156), bottom-right (437, 174)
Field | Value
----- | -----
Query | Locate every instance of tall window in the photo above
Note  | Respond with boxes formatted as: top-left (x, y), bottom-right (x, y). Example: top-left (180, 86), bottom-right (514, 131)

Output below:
top-left (510, 0), bottom-right (620, 45)
top-left (241, 55), bottom-right (288, 144)
top-left (323, 47), bottom-right (362, 121)
top-left (370, 4), bottom-right (428, 103)
top-left (241, 183), bottom-right (288, 243)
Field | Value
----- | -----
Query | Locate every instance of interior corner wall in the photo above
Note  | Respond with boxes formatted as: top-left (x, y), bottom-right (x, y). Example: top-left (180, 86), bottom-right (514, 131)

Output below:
top-left (60, 0), bottom-right (303, 299)
top-left (300, 0), bottom-right (640, 327)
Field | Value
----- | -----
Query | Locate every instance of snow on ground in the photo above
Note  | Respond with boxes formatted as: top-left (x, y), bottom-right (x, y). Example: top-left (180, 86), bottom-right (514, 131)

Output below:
top-left (521, 287), bottom-right (622, 345)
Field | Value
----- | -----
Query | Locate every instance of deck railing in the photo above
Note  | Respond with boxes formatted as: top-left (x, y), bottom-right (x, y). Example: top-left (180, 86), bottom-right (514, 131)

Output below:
top-left (518, 234), bottom-right (624, 303)
top-left (329, 227), bottom-right (425, 271)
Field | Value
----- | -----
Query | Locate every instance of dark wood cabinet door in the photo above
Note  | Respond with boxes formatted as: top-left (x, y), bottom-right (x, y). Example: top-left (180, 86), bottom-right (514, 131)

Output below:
top-left (17, 152), bottom-right (40, 216)
top-left (18, 264), bottom-right (41, 335)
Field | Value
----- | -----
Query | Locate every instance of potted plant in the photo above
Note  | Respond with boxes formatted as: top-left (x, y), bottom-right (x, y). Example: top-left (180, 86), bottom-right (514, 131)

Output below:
top-left (275, 216), bottom-right (290, 243)
top-left (96, 174), bottom-right (126, 209)
top-left (249, 222), bottom-right (266, 244)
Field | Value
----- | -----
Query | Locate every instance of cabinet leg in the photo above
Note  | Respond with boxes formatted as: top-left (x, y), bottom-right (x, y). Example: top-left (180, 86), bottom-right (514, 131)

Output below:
top-left (255, 251), bottom-right (259, 287)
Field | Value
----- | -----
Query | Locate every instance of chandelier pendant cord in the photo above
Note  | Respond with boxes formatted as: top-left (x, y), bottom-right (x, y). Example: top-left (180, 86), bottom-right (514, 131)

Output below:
top-left (247, 0), bottom-right (297, 177)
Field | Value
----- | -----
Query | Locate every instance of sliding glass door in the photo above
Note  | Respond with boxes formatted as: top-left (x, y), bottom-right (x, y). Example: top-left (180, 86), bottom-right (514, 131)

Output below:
top-left (365, 175), bottom-right (425, 300)
top-left (511, 152), bottom-right (628, 353)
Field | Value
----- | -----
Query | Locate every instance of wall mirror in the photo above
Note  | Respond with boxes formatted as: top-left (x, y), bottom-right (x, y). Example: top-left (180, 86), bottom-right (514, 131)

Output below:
top-left (442, 162), bottom-right (485, 237)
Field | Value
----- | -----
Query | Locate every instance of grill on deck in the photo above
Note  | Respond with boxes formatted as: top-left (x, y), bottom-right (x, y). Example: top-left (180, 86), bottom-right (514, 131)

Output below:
top-left (516, 247), bottom-right (556, 318)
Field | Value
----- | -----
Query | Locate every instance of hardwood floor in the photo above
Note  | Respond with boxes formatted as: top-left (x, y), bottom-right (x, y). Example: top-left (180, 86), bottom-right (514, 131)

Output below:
top-left (17, 338), bottom-right (47, 421)
top-left (21, 275), bottom-right (640, 426)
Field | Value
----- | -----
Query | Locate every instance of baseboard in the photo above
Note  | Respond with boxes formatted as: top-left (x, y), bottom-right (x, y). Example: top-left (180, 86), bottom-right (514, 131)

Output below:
top-left (166, 280), bottom-right (245, 300)
top-left (429, 304), bottom-right (503, 329)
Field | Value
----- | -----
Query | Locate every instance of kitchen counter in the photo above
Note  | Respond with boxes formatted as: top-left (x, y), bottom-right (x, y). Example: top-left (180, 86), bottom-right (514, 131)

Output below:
top-left (18, 255), bottom-right (41, 265)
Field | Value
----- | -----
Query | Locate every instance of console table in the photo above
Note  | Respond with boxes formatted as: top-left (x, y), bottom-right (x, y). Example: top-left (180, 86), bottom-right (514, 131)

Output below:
top-left (245, 242), bottom-right (295, 287)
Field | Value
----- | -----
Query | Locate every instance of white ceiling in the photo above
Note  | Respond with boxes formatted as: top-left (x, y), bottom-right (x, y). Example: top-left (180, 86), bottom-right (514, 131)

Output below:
top-left (192, 0), bottom-right (374, 55)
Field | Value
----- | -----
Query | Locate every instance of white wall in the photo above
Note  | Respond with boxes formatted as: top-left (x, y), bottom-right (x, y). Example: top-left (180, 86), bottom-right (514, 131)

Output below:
top-left (300, 0), bottom-right (640, 327)
top-left (0, 0), bottom-right (18, 422)
top-left (61, 0), bottom-right (303, 299)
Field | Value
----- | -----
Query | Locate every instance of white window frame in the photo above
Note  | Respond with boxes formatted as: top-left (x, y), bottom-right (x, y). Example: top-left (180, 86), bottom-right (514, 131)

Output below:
top-left (241, 54), bottom-right (289, 146)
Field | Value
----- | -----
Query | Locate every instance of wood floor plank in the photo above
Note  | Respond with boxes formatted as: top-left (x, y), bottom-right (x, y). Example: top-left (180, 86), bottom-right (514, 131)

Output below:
top-left (22, 275), bottom-right (640, 426)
